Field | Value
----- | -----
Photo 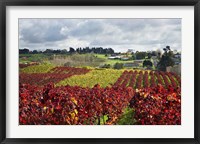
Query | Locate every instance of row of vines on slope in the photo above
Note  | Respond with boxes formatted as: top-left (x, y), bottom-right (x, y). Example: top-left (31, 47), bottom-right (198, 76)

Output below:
top-left (114, 70), bottom-right (181, 89)
top-left (20, 67), bottom-right (90, 86)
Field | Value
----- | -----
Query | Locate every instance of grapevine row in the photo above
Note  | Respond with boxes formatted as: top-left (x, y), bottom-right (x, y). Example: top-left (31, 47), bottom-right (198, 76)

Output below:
top-left (115, 70), bottom-right (181, 89)
top-left (20, 67), bottom-right (90, 86)
top-left (128, 71), bottom-right (138, 88)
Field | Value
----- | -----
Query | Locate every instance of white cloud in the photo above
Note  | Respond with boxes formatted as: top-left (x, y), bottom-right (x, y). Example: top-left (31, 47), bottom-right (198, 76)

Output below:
top-left (58, 37), bottom-right (90, 50)
top-left (60, 26), bottom-right (69, 36)
top-left (19, 18), bottom-right (181, 52)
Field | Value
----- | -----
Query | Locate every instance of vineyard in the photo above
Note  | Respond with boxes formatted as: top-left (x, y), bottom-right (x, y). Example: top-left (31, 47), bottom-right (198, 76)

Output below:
top-left (20, 66), bottom-right (90, 86)
top-left (19, 65), bottom-right (181, 125)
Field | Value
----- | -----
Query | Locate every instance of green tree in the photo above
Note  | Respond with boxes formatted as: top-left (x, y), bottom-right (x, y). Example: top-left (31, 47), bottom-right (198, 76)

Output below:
top-left (147, 52), bottom-right (152, 59)
top-left (132, 53), bottom-right (136, 60)
top-left (69, 47), bottom-right (75, 53)
top-left (113, 62), bottom-right (124, 69)
top-left (143, 60), bottom-right (153, 67)
top-left (157, 46), bottom-right (175, 71)
top-left (135, 51), bottom-right (146, 60)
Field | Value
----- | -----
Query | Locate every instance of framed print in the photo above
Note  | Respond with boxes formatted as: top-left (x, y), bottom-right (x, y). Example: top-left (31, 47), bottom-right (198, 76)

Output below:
top-left (0, 0), bottom-right (200, 143)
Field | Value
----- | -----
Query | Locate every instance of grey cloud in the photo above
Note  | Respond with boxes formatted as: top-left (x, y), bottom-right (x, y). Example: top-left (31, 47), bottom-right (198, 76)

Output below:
top-left (19, 19), bottom-right (69, 43)
top-left (70, 20), bottom-right (104, 37)
top-left (19, 18), bottom-right (181, 52)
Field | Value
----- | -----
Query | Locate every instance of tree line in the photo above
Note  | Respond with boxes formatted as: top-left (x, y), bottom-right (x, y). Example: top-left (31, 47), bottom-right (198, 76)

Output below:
top-left (19, 47), bottom-right (115, 55)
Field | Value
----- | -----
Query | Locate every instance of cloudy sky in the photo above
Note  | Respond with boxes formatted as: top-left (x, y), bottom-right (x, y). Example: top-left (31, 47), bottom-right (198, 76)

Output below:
top-left (19, 18), bottom-right (181, 52)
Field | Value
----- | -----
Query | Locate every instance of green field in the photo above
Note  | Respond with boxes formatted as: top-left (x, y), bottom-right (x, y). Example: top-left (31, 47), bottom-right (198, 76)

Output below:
top-left (20, 53), bottom-right (135, 67)
top-left (20, 63), bottom-right (55, 73)
top-left (19, 53), bottom-right (150, 70)
top-left (57, 68), bottom-right (124, 88)
top-left (19, 54), bottom-right (53, 63)
top-left (95, 54), bottom-right (134, 65)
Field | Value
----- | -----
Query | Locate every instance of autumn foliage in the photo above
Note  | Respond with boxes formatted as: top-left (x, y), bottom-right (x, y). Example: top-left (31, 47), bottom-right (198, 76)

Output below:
top-left (19, 66), bottom-right (181, 125)
top-left (19, 83), bottom-right (134, 125)
top-left (130, 85), bottom-right (181, 125)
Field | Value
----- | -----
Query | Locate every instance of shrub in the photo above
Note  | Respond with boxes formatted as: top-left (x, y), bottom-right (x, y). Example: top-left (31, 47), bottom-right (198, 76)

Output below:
top-left (101, 64), bottom-right (111, 68)
top-left (113, 62), bottom-right (124, 69)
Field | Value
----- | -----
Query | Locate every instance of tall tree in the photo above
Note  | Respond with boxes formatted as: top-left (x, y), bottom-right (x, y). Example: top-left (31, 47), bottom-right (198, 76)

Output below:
top-left (69, 47), bottom-right (75, 53)
top-left (157, 46), bottom-right (175, 71)
top-left (143, 60), bottom-right (153, 67)
top-left (19, 48), bottom-right (29, 54)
